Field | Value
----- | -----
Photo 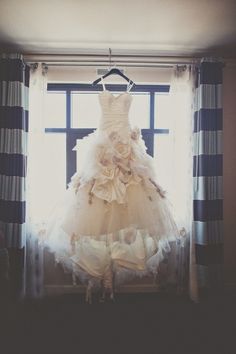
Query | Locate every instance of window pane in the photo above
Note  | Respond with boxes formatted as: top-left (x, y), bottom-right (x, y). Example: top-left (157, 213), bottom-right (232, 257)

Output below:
top-left (72, 92), bottom-right (100, 128)
top-left (43, 133), bottom-right (66, 215)
top-left (129, 93), bottom-right (149, 129)
top-left (28, 133), bottom-right (66, 221)
top-left (45, 91), bottom-right (66, 128)
top-left (154, 134), bottom-right (173, 193)
top-left (154, 93), bottom-right (172, 129)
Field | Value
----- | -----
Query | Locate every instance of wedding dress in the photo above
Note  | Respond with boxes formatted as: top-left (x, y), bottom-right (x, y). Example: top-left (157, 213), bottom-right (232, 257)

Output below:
top-left (44, 77), bottom-right (183, 301)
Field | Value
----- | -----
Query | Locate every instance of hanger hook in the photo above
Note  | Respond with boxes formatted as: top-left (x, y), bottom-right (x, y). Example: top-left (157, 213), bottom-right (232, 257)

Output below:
top-left (108, 47), bottom-right (112, 69)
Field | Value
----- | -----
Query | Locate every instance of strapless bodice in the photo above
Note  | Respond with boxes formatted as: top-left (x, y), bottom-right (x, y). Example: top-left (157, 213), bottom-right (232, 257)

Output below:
top-left (98, 90), bottom-right (132, 133)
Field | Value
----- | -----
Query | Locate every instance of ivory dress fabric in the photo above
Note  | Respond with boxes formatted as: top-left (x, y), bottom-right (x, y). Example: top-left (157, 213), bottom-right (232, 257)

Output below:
top-left (45, 79), bottom-right (182, 292)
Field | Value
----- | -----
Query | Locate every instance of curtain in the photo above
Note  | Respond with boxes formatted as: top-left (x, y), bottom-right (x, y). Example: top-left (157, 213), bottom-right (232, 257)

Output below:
top-left (193, 58), bottom-right (224, 296)
top-left (23, 63), bottom-right (48, 298)
top-left (165, 65), bottom-right (195, 295)
top-left (0, 53), bottom-right (29, 298)
top-left (169, 65), bottom-right (194, 234)
top-left (0, 53), bottom-right (29, 247)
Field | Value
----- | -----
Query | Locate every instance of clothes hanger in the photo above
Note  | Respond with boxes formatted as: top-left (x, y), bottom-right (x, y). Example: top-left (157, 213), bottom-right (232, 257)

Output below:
top-left (92, 48), bottom-right (135, 88)
top-left (92, 66), bottom-right (135, 87)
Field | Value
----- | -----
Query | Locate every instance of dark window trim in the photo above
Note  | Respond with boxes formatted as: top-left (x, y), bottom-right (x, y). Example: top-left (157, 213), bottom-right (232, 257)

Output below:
top-left (47, 83), bottom-right (169, 93)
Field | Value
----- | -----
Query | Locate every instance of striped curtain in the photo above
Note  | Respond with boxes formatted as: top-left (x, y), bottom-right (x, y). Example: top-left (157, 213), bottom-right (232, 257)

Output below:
top-left (193, 58), bottom-right (223, 294)
top-left (0, 53), bottom-right (29, 249)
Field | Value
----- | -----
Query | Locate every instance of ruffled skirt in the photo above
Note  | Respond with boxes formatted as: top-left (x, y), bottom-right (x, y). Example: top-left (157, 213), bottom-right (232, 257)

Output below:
top-left (43, 127), bottom-right (182, 293)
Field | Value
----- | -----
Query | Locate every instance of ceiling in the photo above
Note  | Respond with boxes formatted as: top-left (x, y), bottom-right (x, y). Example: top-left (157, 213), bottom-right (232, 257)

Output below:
top-left (0, 0), bottom-right (236, 57)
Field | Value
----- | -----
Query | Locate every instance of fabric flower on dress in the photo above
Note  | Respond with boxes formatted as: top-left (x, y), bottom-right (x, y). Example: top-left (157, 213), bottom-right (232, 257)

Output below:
top-left (131, 126), bottom-right (141, 141)
top-left (99, 149), bottom-right (116, 180)
top-left (114, 141), bottom-right (131, 159)
top-left (90, 128), bottom-right (147, 203)
top-left (101, 165), bottom-right (116, 179)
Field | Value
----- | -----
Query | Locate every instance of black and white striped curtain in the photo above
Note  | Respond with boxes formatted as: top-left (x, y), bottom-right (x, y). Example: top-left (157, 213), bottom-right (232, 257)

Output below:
top-left (193, 58), bottom-right (223, 293)
top-left (0, 53), bottom-right (29, 248)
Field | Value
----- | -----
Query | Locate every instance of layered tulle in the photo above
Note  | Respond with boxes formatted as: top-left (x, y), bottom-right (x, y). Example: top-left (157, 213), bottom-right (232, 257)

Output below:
top-left (44, 124), bottom-right (182, 290)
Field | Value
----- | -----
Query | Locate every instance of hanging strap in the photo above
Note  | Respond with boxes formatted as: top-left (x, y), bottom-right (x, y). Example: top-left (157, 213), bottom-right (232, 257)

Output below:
top-left (126, 80), bottom-right (134, 92)
top-left (101, 76), bottom-right (134, 92)
top-left (100, 76), bottom-right (106, 91)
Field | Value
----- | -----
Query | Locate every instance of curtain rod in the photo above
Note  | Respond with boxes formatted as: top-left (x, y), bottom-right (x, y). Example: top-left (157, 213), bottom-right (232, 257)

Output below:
top-left (24, 53), bottom-right (200, 68)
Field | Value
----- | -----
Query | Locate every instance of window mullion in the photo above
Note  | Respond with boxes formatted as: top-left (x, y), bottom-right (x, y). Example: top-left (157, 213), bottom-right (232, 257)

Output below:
top-left (66, 90), bottom-right (72, 185)
top-left (149, 92), bottom-right (155, 156)
top-left (66, 90), bottom-right (71, 129)
top-left (150, 92), bottom-right (155, 130)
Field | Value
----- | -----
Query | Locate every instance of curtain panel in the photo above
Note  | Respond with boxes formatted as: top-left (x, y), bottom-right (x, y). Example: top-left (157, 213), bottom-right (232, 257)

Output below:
top-left (23, 63), bottom-right (47, 298)
top-left (193, 58), bottom-right (224, 294)
top-left (0, 53), bottom-right (29, 249)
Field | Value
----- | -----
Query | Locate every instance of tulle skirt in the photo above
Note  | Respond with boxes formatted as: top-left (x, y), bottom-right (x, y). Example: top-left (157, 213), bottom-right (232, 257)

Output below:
top-left (43, 127), bottom-right (182, 291)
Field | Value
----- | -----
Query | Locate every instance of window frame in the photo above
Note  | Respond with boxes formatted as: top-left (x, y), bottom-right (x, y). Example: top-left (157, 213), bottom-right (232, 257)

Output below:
top-left (46, 83), bottom-right (170, 185)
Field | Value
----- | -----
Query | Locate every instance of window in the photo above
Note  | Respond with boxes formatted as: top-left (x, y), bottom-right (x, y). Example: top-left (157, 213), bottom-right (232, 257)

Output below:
top-left (45, 83), bottom-right (171, 196)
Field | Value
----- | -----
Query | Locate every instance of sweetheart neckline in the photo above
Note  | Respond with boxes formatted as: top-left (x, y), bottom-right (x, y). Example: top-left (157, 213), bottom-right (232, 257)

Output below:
top-left (99, 90), bottom-right (132, 99)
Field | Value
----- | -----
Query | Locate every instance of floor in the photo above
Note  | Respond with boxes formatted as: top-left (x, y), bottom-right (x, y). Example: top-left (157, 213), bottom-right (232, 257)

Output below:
top-left (0, 291), bottom-right (235, 354)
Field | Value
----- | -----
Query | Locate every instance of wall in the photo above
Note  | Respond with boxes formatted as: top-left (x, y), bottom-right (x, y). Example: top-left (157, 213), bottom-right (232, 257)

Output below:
top-left (223, 63), bottom-right (236, 287)
top-left (47, 66), bottom-right (173, 84)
